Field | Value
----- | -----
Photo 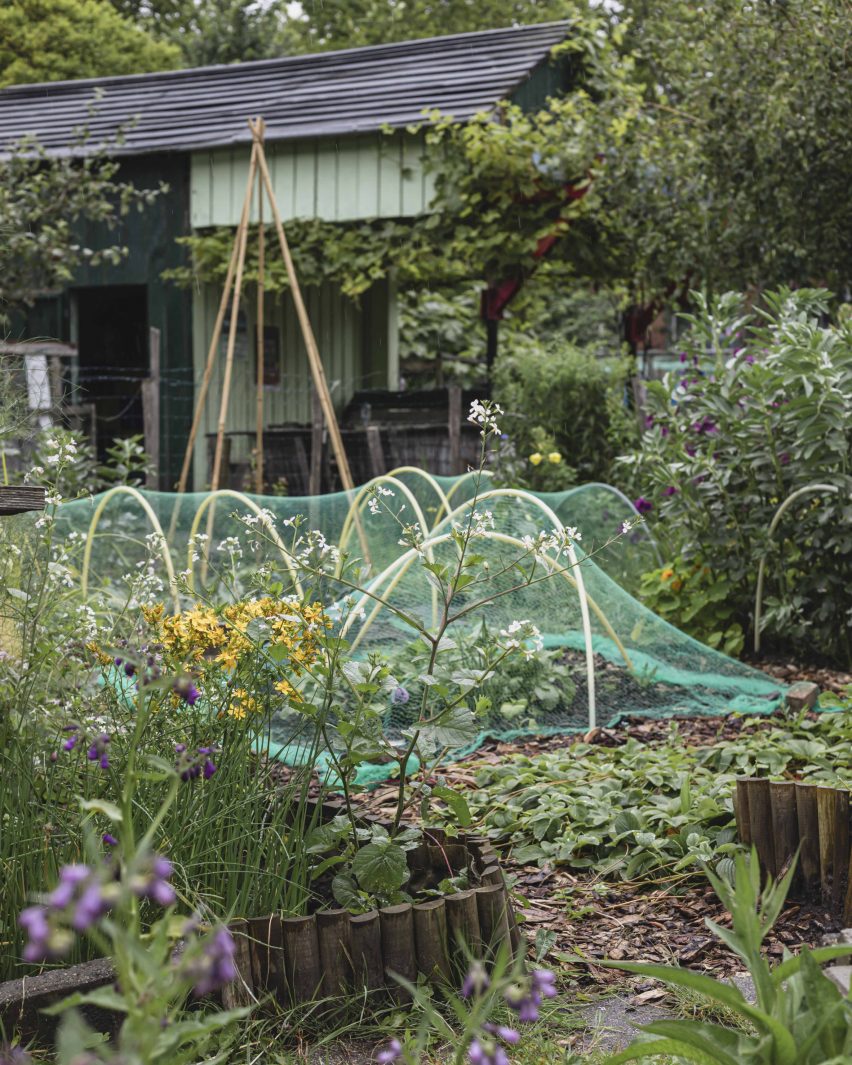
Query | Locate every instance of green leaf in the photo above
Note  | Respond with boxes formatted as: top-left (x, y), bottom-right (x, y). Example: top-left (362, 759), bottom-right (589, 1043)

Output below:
top-left (432, 784), bottom-right (472, 828)
top-left (418, 705), bottom-right (478, 752)
top-left (79, 798), bottom-right (123, 823)
top-left (352, 840), bottom-right (410, 894)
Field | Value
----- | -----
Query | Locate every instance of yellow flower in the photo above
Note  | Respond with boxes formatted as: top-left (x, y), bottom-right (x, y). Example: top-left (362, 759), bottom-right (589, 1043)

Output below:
top-left (547, 452), bottom-right (562, 464)
top-left (529, 453), bottom-right (543, 466)
top-left (660, 568), bottom-right (674, 581)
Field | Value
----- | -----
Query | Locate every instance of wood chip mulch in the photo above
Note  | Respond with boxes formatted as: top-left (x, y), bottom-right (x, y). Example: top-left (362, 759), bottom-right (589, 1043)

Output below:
top-left (349, 658), bottom-right (851, 985)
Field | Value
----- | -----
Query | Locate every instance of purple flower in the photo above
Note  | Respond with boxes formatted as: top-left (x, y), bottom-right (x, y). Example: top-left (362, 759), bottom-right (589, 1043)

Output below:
top-left (72, 882), bottom-right (109, 932)
top-left (174, 677), bottom-right (201, 706)
top-left (644, 414), bottom-right (655, 429)
top-left (505, 968), bottom-right (557, 1024)
top-left (48, 865), bottom-right (91, 910)
top-left (102, 833), bottom-right (118, 848)
top-left (483, 1023), bottom-right (520, 1045)
top-left (175, 743), bottom-right (218, 782)
top-left (468, 1040), bottom-right (509, 1065)
top-left (461, 961), bottom-right (490, 998)
top-left (87, 733), bottom-right (110, 770)
top-left (19, 906), bottom-right (52, 962)
top-left (685, 445), bottom-right (697, 457)
top-left (62, 725), bottom-right (79, 752)
top-left (0, 1044), bottom-right (32, 1065)
top-left (132, 854), bottom-right (176, 908)
top-left (744, 353), bottom-right (755, 364)
top-left (184, 926), bottom-right (238, 997)
top-left (663, 486), bottom-right (677, 497)
top-left (633, 497), bottom-right (653, 515)
top-left (779, 452), bottom-right (791, 465)
top-left (692, 416), bottom-right (718, 435)
top-left (376, 1038), bottom-right (403, 1064)
top-left (679, 352), bottom-right (687, 363)
top-left (390, 686), bottom-right (410, 706)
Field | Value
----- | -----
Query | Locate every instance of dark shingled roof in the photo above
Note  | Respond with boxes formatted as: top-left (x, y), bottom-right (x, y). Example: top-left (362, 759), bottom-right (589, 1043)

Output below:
top-left (0, 21), bottom-right (568, 157)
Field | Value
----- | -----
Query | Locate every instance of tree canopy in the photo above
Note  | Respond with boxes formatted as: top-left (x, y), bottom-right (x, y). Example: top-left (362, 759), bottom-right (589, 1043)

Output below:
top-left (0, 0), bottom-right (181, 87)
top-left (283, 0), bottom-right (569, 52)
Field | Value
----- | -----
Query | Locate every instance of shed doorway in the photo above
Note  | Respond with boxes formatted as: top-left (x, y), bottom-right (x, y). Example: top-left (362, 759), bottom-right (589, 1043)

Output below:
top-left (74, 285), bottom-right (148, 461)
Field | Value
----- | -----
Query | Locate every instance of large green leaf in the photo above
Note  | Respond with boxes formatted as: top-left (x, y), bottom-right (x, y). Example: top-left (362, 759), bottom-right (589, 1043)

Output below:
top-left (352, 840), bottom-right (409, 894)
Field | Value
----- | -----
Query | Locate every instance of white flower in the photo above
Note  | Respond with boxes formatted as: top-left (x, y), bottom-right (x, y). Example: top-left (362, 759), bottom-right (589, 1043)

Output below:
top-left (499, 619), bottom-right (543, 660)
top-left (467, 399), bottom-right (503, 437)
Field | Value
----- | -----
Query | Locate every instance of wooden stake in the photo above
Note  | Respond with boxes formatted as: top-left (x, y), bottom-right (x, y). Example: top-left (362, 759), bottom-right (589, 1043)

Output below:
top-left (796, 782), bottom-right (820, 898)
top-left (412, 899), bottom-right (451, 983)
top-left (818, 785), bottom-right (839, 905)
top-left (316, 908), bottom-right (352, 997)
top-left (735, 777), bottom-right (752, 846)
top-left (769, 781), bottom-right (799, 888)
top-left (379, 903), bottom-right (416, 1001)
top-left (254, 118), bottom-right (266, 495)
top-left (832, 789), bottom-right (850, 912)
top-left (746, 778), bottom-right (776, 880)
top-left (350, 910), bottom-right (384, 992)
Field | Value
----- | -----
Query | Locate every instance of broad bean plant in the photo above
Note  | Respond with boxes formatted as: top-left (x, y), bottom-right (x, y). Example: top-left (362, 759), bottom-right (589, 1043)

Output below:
top-left (621, 288), bottom-right (852, 663)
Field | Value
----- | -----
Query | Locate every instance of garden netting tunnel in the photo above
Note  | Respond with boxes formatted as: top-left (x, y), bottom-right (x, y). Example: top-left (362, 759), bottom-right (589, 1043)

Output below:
top-left (54, 470), bottom-right (786, 765)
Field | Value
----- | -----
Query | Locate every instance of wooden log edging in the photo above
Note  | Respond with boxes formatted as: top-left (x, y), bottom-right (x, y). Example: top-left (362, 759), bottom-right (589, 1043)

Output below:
top-left (734, 777), bottom-right (852, 919)
top-left (232, 833), bottom-right (519, 1005)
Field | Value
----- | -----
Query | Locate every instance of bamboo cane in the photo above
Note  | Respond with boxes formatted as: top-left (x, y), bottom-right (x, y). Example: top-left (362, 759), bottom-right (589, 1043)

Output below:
top-left (169, 137), bottom-right (259, 544)
top-left (253, 134), bottom-right (372, 564)
top-left (167, 207), bottom-right (241, 539)
top-left (210, 142), bottom-right (257, 494)
top-left (254, 118), bottom-right (266, 495)
top-left (201, 141), bottom-right (259, 577)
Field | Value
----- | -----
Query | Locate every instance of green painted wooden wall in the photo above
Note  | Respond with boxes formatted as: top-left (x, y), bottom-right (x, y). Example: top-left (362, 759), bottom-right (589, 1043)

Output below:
top-left (191, 130), bottom-right (434, 228)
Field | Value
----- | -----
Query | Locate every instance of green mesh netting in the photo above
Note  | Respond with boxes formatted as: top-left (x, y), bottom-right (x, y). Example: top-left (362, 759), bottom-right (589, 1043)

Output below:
top-left (53, 472), bottom-right (786, 771)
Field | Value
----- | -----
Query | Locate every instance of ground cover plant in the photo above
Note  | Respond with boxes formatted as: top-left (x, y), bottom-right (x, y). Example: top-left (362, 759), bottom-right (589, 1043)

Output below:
top-left (428, 706), bottom-right (852, 885)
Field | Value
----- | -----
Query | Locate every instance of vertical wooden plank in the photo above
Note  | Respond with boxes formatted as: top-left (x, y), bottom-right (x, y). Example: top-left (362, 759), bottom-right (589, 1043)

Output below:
top-left (350, 910), bottom-right (384, 992)
top-left (833, 790), bottom-right (850, 912)
top-left (336, 138), bottom-right (362, 220)
top-left (282, 915), bottom-right (322, 1004)
top-left (818, 785), bottom-right (840, 905)
top-left (413, 899), bottom-right (451, 983)
top-left (309, 386), bottom-right (324, 495)
top-left (143, 326), bottom-right (161, 489)
top-left (448, 385), bottom-right (462, 475)
top-left (475, 884), bottom-right (512, 958)
top-left (316, 909), bottom-right (352, 997)
top-left (293, 140), bottom-right (317, 219)
top-left (366, 425), bottom-right (385, 479)
top-left (769, 782), bottom-right (799, 889)
top-left (248, 914), bottom-right (284, 1001)
top-left (445, 890), bottom-right (482, 957)
top-left (380, 904), bottom-right (416, 1001)
top-left (315, 139), bottom-right (340, 221)
top-left (222, 918), bottom-right (253, 1008)
top-left (735, 777), bottom-right (753, 845)
top-left (796, 782), bottom-right (820, 898)
top-left (746, 778), bottom-right (776, 880)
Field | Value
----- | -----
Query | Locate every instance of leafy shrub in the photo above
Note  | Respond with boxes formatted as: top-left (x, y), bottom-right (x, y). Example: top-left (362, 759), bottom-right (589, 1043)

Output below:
top-left (621, 288), bottom-right (852, 664)
top-left (494, 336), bottom-right (635, 486)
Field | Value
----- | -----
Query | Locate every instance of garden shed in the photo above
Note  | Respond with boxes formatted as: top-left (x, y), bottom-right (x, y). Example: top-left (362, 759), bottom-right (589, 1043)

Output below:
top-left (0, 22), bottom-right (571, 489)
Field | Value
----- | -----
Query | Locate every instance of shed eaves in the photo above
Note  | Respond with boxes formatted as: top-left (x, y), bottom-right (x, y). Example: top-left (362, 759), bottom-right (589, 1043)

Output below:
top-left (0, 22), bottom-right (568, 157)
